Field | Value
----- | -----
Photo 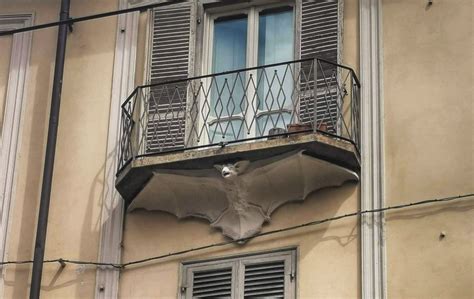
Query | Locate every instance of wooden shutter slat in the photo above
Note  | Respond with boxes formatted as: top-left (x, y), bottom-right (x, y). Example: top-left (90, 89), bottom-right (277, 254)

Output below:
top-left (245, 283), bottom-right (284, 292)
top-left (245, 277), bottom-right (285, 285)
top-left (244, 263), bottom-right (285, 271)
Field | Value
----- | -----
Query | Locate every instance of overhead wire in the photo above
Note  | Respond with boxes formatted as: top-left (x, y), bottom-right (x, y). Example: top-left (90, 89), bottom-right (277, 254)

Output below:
top-left (0, 0), bottom-right (187, 37)
top-left (0, 193), bottom-right (472, 270)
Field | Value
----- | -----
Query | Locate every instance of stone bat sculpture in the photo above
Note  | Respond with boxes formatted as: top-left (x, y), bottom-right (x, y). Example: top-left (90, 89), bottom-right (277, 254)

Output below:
top-left (128, 150), bottom-right (358, 241)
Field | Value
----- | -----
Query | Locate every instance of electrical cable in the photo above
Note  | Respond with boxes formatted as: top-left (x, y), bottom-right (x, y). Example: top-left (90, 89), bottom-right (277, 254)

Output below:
top-left (0, 193), bottom-right (472, 270)
top-left (0, 0), bottom-right (187, 37)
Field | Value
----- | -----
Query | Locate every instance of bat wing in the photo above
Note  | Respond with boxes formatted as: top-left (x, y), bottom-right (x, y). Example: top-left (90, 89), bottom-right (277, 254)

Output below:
top-left (128, 168), bottom-right (228, 223)
top-left (242, 150), bottom-right (358, 217)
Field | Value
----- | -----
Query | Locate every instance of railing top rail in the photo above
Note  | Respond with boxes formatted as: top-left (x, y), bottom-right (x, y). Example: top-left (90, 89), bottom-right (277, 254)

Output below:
top-left (133, 56), bottom-right (360, 91)
top-left (121, 86), bottom-right (139, 109)
top-left (120, 57), bottom-right (360, 109)
top-left (315, 57), bottom-right (361, 88)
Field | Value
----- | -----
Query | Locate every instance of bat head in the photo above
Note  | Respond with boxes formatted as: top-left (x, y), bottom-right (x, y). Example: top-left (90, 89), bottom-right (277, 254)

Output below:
top-left (214, 160), bottom-right (250, 179)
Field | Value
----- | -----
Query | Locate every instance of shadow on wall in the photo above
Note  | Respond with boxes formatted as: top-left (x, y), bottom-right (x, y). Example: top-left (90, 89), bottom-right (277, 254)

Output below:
top-left (9, 35), bottom-right (54, 299)
top-left (5, 3), bottom-right (118, 297)
top-left (5, 154), bottom-right (111, 297)
top-left (121, 182), bottom-right (359, 270)
top-left (114, 183), bottom-right (359, 297)
top-left (385, 199), bottom-right (474, 222)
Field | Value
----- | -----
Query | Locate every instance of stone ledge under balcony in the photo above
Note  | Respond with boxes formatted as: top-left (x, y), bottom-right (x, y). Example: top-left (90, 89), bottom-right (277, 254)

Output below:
top-left (115, 132), bottom-right (359, 240)
top-left (117, 132), bottom-right (359, 199)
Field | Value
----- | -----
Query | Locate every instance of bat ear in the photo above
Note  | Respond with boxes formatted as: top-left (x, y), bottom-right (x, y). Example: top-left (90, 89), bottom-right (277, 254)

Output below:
top-left (234, 160), bottom-right (250, 173)
top-left (214, 164), bottom-right (223, 172)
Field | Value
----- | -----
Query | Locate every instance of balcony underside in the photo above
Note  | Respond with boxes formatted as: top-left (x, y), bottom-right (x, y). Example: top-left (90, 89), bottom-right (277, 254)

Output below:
top-left (117, 132), bottom-right (359, 201)
top-left (116, 132), bottom-right (359, 240)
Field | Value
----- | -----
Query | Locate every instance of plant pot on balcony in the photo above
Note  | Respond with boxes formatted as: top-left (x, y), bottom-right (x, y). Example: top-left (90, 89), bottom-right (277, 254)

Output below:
top-left (316, 122), bottom-right (328, 132)
top-left (287, 123), bottom-right (312, 134)
top-left (268, 127), bottom-right (287, 139)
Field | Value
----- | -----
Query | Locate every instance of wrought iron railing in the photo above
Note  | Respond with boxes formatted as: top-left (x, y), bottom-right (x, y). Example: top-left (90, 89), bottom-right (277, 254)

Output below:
top-left (117, 57), bottom-right (360, 173)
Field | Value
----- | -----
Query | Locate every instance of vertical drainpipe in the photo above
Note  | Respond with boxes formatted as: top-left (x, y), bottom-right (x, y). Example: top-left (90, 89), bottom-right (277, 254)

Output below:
top-left (29, 0), bottom-right (71, 297)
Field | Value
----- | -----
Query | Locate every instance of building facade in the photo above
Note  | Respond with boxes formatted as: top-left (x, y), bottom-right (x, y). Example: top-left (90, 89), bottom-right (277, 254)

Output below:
top-left (0, 0), bottom-right (472, 298)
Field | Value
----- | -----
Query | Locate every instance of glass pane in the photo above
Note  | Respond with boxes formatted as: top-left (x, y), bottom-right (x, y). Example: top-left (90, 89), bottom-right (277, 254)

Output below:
top-left (211, 16), bottom-right (248, 117)
top-left (209, 119), bottom-right (245, 143)
top-left (257, 8), bottom-right (294, 112)
top-left (257, 112), bottom-right (291, 136)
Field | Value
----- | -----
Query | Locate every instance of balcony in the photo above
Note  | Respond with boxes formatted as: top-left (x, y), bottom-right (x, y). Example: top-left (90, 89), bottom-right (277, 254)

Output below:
top-left (115, 57), bottom-right (361, 240)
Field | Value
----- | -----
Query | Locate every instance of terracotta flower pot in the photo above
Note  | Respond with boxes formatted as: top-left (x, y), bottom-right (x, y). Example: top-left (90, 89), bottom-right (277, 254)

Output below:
top-left (287, 123), bottom-right (312, 133)
top-left (317, 122), bottom-right (328, 132)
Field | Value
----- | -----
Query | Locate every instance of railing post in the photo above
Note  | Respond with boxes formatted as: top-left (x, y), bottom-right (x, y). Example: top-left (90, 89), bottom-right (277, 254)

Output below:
top-left (313, 58), bottom-right (318, 132)
top-left (350, 75), bottom-right (354, 142)
top-left (132, 89), bottom-right (139, 160)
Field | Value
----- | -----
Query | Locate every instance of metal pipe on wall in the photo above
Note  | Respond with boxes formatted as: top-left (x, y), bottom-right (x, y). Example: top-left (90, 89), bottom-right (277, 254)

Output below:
top-left (29, 0), bottom-right (70, 297)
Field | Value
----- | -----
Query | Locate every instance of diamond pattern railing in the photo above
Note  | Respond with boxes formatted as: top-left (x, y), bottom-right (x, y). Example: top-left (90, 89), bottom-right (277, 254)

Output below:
top-left (117, 57), bottom-right (360, 173)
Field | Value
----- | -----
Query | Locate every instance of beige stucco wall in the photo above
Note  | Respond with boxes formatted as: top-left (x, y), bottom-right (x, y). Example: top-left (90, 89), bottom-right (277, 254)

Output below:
top-left (6, 0), bottom-right (471, 298)
top-left (0, 36), bottom-right (12, 134)
top-left (120, 1), bottom-right (361, 299)
top-left (120, 184), bottom-right (360, 299)
top-left (3, 0), bottom-right (471, 298)
top-left (0, 0), bottom-right (117, 298)
top-left (382, 0), bottom-right (473, 298)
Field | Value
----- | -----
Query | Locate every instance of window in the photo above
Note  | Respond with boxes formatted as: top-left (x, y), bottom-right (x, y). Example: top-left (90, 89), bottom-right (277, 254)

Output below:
top-left (202, 4), bottom-right (296, 143)
top-left (180, 249), bottom-right (296, 299)
top-left (146, 0), bottom-right (342, 152)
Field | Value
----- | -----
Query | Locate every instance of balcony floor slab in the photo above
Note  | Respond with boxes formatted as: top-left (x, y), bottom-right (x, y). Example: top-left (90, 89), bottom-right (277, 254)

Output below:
top-left (116, 132), bottom-right (360, 204)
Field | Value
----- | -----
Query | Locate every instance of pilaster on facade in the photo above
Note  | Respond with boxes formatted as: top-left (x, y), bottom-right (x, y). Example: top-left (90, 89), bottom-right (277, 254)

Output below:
top-left (359, 0), bottom-right (386, 298)
top-left (0, 12), bottom-right (34, 298)
top-left (94, 0), bottom-right (138, 297)
top-left (96, 0), bottom-right (375, 297)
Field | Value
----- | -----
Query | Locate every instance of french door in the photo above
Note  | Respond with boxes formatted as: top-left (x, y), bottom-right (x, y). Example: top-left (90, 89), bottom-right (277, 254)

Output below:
top-left (202, 4), bottom-right (295, 144)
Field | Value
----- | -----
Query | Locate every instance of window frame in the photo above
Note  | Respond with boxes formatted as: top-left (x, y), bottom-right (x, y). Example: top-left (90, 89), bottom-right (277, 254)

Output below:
top-left (180, 248), bottom-right (297, 299)
top-left (199, 1), bottom-right (297, 145)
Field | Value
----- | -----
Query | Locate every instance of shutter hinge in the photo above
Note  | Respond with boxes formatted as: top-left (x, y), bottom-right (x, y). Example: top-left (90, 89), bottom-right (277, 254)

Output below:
top-left (290, 272), bottom-right (296, 281)
top-left (180, 285), bottom-right (188, 293)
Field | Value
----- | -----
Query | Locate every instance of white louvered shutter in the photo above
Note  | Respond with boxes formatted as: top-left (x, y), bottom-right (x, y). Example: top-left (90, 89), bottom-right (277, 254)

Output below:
top-left (182, 250), bottom-right (295, 299)
top-left (191, 267), bottom-right (233, 298)
top-left (299, 0), bottom-right (341, 133)
top-left (147, 2), bottom-right (196, 153)
top-left (243, 260), bottom-right (286, 298)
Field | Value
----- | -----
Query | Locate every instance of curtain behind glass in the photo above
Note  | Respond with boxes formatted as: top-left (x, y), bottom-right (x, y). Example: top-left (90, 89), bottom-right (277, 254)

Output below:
top-left (210, 16), bottom-right (248, 141)
top-left (257, 7), bottom-right (294, 136)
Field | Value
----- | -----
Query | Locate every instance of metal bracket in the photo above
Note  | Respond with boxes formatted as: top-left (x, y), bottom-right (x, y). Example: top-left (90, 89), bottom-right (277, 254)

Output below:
top-left (58, 258), bottom-right (66, 268)
top-left (67, 17), bottom-right (74, 33)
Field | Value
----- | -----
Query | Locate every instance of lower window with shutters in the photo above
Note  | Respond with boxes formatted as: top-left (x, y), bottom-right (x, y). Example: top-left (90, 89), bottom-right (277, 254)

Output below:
top-left (181, 249), bottom-right (296, 299)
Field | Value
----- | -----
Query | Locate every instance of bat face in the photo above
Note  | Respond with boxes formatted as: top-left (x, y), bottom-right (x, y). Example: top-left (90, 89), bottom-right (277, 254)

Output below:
top-left (215, 160), bottom-right (250, 179)
top-left (221, 165), bottom-right (237, 179)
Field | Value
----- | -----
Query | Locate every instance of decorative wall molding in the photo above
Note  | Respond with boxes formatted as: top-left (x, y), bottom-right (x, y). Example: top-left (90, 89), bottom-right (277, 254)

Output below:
top-left (94, 0), bottom-right (138, 297)
top-left (359, 0), bottom-right (386, 298)
top-left (0, 13), bottom-right (34, 298)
